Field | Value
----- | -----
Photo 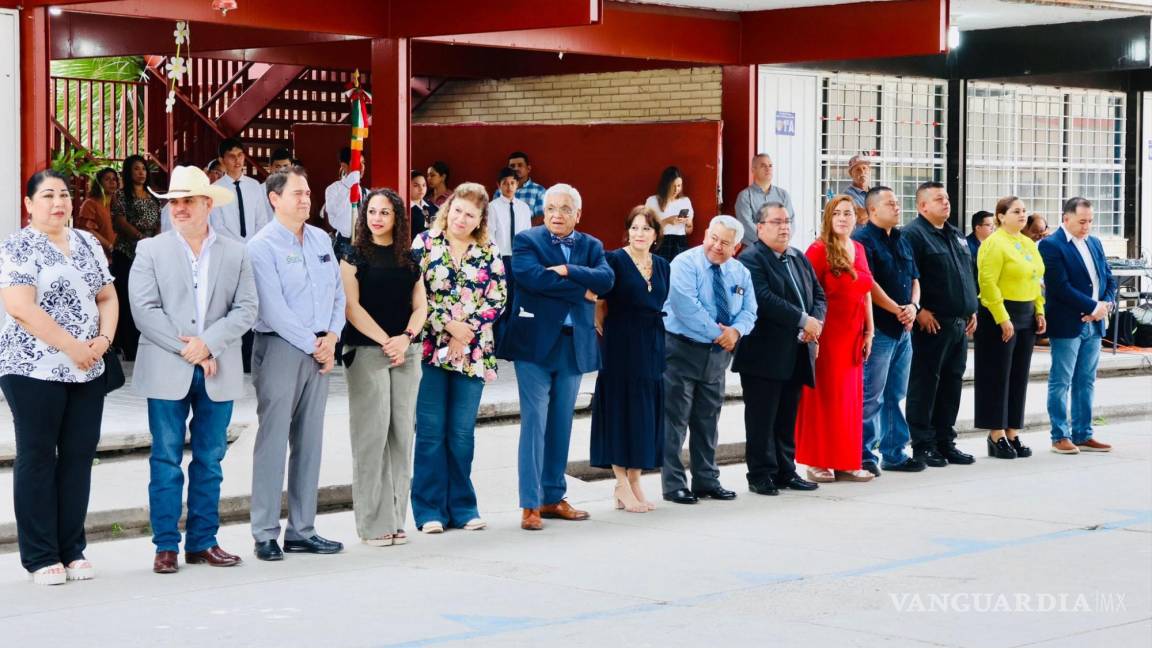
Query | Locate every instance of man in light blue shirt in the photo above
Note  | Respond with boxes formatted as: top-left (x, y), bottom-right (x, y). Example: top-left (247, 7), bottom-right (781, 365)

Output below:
top-left (661, 215), bottom-right (757, 505)
top-left (247, 166), bottom-right (347, 562)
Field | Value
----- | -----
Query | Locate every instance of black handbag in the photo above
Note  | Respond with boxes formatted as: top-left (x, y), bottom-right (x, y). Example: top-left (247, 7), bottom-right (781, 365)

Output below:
top-left (73, 230), bottom-right (125, 393)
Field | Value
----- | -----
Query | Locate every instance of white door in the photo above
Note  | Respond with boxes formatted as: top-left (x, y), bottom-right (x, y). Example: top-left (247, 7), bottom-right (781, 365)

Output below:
top-left (757, 68), bottom-right (820, 251)
top-left (1, 9), bottom-right (19, 238)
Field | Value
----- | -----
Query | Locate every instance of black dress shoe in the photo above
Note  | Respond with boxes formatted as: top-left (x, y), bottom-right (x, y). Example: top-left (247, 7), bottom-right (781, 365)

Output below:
top-left (1008, 436), bottom-right (1032, 458)
top-left (748, 482), bottom-right (779, 496)
top-left (662, 488), bottom-right (699, 504)
top-left (254, 540), bottom-right (284, 561)
top-left (882, 457), bottom-right (927, 472)
top-left (941, 445), bottom-right (976, 464)
top-left (777, 476), bottom-right (819, 491)
top-left (861, 461), bottom-right (881, 477)
top-left (986, 436), bottom-right (1016, 460)
top-left (693, 486), bottom-right (737, 500)
top-left (284, 535), bottom-right (344, 554)
top-left (912, 447), bottom-right (947, 468)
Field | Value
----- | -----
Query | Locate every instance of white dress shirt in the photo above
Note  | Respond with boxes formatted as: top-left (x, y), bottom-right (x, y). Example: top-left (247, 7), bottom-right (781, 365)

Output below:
top-left (488, 194), bottom-right (532, 257)
top-left (644, 195), bottom-right (694, 236)
top-left (1063, 224), bottom-right (1101, 300)
top-left (208, 174), bottom-right (271, 242)
top-left (175, 226), bottom-right (217, 335)
top-left (323, 170), bottom-right (361, 239)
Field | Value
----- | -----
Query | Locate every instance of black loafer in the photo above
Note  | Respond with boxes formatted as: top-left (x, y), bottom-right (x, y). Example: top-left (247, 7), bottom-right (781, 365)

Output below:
top-left (748, 482), bottom-right (779, 496)
top-left (693, 486), bottom-right (737, 500)
top-left (662, 488), bottom-right (699, 504)
top-left (882, 457), bottom-right (927, 472)
top-left (254, 539), bottom-right (284, 561)
top-left (777, 476), bottom-right (819, 491)
top-left (942, 446), bottom-right (976, 465)
top-left (861, 461), bottom-right (881, 477)
top-left (913, 448), bottom-right (947, 468)
top-left (283, 535), bottom-right (344, 554)
top-left (1008, 436), bottom-right (1032, 458)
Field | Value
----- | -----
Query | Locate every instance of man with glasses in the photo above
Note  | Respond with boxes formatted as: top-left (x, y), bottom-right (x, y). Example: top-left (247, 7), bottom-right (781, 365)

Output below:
top-left (734, 204), bottom-right (824, 496)
top-left (734, 154), bottom-right (794, 248)
top-left (852, 187), bottom-right (925, 476)
top-left (662, 216), bottom-right (758, 504)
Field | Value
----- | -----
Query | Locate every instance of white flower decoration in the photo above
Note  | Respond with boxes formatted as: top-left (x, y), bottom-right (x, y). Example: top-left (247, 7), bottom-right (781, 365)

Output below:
top-left (165, 90), bottom-right (176, 113)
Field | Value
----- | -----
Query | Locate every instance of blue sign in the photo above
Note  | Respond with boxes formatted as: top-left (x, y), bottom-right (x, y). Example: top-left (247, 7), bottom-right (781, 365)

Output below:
top-left (775, 111), bottom-right (796, 136)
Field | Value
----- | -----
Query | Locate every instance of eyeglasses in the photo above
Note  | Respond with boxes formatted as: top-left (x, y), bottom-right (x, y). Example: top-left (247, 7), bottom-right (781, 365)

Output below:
top-left (545, 206), bottom-right (576, 216)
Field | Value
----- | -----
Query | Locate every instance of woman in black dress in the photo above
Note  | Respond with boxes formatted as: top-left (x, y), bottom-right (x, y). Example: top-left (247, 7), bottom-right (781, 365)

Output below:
top-left (590, 206), bottom-right (670, 513)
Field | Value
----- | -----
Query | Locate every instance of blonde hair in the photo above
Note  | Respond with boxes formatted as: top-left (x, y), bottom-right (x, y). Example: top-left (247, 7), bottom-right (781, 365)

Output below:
top-left (431, 181), bottom-right (491, 245)
top-left (819, 195), bottom-right (858, 280)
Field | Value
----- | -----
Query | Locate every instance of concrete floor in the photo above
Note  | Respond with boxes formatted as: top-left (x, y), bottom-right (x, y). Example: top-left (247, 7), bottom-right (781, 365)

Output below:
top-left (0, 419), bottom-right (1148, 647)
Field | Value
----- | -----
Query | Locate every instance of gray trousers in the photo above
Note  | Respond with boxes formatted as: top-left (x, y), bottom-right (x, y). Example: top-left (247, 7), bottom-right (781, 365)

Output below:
top-left (346, 345), bottom-right (421, 539)
top-left (250, 334), bottom-right (330, 542)
top-left (661, 334), bottom-right (732, 494)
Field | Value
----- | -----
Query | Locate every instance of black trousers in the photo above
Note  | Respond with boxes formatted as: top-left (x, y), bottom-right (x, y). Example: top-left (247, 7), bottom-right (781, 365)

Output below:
top-left (657, 234), bottom-right (689, 264)
top-left (907, 315), bottom-right (968, 452)
top-left (0, 375), bottom-right (105, 572)
top-left (740, 364), bottom-right (803, 486)
top-left (110, 251), bottom-right (140, 361)
top-left (973, 304), bottom-right (1036, 430)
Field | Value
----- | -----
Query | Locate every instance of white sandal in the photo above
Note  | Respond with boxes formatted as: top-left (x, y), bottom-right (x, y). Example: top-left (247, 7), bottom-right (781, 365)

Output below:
top-left (362, 535), bottom-right (394, 547)
top-left (65, 559), bottom-right (95, 581)
top-left (392, 530), bottom-right (408, 545)
top-left (30, 563), bottom-right (67, 586)
top-left (462, 518), bottom-right (487, 531)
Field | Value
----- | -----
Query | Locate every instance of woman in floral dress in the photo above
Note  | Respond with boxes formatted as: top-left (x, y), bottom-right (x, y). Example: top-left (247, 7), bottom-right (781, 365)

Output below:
top-left (109, 155), bottom-right (161, 360)
top-left (409, 182), bottom-right (507, 534)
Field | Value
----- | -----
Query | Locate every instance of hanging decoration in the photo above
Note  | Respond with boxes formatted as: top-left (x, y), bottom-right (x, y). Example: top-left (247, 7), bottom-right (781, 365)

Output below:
top-left (343, 70), bottom-right (373, 205)
top-left (212, 0), bottom-right (238, 15)
top-left (164, 21), bottom-right (190, 113)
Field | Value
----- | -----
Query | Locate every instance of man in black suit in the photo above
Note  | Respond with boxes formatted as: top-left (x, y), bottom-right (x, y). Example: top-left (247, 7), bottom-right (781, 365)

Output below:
top-left (734, 203), bottom-right (826, 495)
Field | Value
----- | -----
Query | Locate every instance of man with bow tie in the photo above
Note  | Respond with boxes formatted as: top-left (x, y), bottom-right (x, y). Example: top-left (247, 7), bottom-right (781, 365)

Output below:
top-left (498, 184), bottom-right (615, 531)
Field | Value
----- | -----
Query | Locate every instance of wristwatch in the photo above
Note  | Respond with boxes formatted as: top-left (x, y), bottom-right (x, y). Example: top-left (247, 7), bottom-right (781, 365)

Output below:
top-left (912, 302), bottom-right (922, 313)
top-left (403, 328), bottom-right (418, 341)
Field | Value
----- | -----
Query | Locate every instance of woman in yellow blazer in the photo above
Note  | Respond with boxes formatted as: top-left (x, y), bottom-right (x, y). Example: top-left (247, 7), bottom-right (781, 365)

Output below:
top-left (975, 196), bottom-right (1046, 459)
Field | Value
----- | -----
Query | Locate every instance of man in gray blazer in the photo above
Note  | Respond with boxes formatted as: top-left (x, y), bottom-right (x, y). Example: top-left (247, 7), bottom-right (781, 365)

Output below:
top-left (130, 166), bottom-right (258, 575)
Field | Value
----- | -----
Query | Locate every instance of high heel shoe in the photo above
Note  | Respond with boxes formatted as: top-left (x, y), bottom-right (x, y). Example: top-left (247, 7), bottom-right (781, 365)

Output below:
top-left (614, 484), bottom-right (647, 513)
top-left (1008, 436), bottom-right (1032, 458)
top-left (987, 435), bottom-right (1017, 459)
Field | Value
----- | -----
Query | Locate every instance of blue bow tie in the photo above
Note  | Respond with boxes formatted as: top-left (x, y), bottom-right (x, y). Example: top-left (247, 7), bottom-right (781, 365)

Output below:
top-left (550, 234), bottom-right (576, 247)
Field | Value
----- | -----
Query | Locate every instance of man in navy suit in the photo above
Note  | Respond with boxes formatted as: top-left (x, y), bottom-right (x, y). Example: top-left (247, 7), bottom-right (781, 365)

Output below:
top-left (1038, 197), bottom-right (1117, 455)
top-left (498, 184), bottom-right (615, 531)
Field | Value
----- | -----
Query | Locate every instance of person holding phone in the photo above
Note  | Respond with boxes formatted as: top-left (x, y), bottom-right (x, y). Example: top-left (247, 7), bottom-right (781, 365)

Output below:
top-left (645, 166), bottom-right (694, 263)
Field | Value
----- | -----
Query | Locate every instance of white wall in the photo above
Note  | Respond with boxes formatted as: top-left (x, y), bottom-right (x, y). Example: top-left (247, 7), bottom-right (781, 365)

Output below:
top-left (1, 9), bottom-right (19, 238)
top-left (757, 69), bottom-right (820, 251)
top-left (1141, 92), bottom-right (1152, 263)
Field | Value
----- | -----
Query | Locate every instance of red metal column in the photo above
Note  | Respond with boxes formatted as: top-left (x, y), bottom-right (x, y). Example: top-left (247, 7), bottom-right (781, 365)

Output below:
top-left (720, 65), bottom-right (756, 216)
top-left (19, 6), bottom-right (51, 220)
top-left (368, 38), bottom-right (411, 215)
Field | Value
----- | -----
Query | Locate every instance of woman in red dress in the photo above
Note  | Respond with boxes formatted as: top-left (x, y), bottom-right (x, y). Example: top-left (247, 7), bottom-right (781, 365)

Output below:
top-left (796, 195), bottom-right (876, 483)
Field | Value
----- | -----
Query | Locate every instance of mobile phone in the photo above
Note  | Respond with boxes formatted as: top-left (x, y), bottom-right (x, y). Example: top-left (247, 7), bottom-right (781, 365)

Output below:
top-left (678, 208), bottom-right (690, 218)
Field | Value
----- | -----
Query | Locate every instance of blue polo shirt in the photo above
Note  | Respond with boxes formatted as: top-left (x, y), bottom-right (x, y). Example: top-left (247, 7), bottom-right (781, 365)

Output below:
top-left (852, 221), bottom-right (919, 339)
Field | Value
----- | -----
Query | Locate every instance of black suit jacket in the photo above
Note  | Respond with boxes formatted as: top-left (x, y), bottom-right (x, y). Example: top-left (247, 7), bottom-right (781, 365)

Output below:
top-left (733, 241), bottom-right (827, 385)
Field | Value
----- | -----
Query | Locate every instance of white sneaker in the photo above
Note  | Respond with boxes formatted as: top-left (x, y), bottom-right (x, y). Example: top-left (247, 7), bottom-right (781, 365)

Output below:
top-left (421, 521), bottom-right (444, 534)
top-left (462, 518), bottom-right (487, 531)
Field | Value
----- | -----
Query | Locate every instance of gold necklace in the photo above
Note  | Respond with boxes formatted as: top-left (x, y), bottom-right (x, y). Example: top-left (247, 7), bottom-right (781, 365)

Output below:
top-left (626, 248), bottom-right (653, 290)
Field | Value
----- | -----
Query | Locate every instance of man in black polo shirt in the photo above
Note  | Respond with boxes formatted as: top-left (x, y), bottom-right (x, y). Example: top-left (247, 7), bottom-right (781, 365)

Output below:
top-left (902, 182), bottom-right (979, 468)
top-left (852, 186), bottom-right (925, 476)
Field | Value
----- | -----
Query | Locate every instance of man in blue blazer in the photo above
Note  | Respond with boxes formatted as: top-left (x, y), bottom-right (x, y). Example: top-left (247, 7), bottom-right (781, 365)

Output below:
top-left (1037, 197), bottom-right (1117, 455)
top-left (498, 183), bottom-right (615, 531)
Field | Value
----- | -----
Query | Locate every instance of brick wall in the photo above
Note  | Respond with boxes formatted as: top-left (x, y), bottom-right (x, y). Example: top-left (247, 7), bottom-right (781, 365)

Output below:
top-left (414, 67), bottom-right (722, 124)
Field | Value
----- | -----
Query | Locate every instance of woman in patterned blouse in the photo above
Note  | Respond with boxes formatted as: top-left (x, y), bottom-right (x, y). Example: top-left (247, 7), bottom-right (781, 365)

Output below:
top-left (409, 182), bottom-right (506, 534)
top-left (0, 170), bottom-right (118, 585)
top-left (109, 155), bottom-right (161, 360)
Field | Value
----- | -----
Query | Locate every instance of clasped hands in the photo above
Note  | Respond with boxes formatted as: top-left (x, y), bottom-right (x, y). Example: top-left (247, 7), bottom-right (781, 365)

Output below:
top-left (177, 335), bottom-right (219, 377)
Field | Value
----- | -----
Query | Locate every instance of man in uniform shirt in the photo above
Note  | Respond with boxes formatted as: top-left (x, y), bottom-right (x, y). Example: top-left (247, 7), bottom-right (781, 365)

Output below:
top-left (209, 138), bottom-right (272, 243)
top-left (322, 147), bottom-right (362, 240)
top-left (902, 181), bottom-right (979, 468)
top-left (489, 166), bottom-right (533, 339)
top-left (734, 154), bottom-right (795, 248)
top-left (507, 151), bottom-right (546, 225)
top-left (247, 166), bottom-right (347, 561)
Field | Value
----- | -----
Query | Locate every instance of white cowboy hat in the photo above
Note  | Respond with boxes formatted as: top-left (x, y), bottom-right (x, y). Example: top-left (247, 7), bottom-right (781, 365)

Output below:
top-left (149, 165), bottom-right (235, 206)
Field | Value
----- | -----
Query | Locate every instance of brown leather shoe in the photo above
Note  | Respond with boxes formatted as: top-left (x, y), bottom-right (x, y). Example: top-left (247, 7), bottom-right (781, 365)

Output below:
top-left (1076, 438), bottom-right (1112, 452)
top-left (186, 545), bottom-right (242, 567)
top-left (153, 551), bottom-right (178, 574)
top-left (521, 508), bottom-right (543, 531)
top-left (1051, 439), bottom-right (1080, 454)
top-left (539, 500), bottom-right (590, 521)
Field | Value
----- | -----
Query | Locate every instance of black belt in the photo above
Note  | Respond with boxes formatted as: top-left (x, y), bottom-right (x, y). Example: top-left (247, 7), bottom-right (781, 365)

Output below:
top-left (669, 332), bottom-right (712, 348)
top-left (560, 326), bottom-right (574, 336)
top-left (256, 331), bottom-right (328, 340)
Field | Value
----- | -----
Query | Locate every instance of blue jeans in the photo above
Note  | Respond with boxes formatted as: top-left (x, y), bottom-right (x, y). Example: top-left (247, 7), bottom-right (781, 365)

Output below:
top-left (515, 336), bottom-right (582, 509)
top-left (1047, 324), bottom-right (1102, 443)
top-left (148, 367), bottom-right (233, 553)
top-left (410, 365), bottom-right (485, 529)
top-left (862, 329), bottom-right (913, 466)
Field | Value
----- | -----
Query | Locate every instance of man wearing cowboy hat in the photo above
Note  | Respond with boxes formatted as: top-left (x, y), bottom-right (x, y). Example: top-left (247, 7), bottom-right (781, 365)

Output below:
top-left (843, 154), bottom-right (873, 209)
top-left (129, 165), bottom-right (259, 574)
